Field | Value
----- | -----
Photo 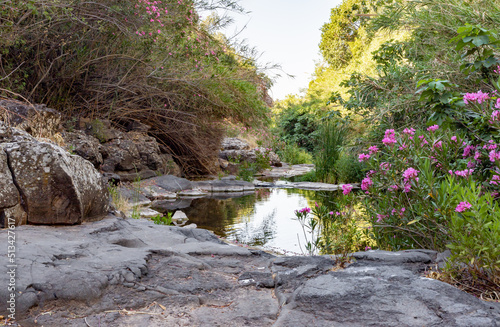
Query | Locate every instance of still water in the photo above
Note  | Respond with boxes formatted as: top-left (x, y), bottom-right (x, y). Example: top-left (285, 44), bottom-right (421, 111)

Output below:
top-left (181, 188), bottom-right (341, 255)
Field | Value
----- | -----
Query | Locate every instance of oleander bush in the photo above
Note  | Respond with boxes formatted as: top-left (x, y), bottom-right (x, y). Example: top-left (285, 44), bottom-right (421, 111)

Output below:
top-left (0, 0), bottom-right (271, 175)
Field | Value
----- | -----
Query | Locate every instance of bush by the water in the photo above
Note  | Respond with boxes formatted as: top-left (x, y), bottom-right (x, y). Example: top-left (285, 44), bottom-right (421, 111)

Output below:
top-left (0, 0), bottom-right (271, 175)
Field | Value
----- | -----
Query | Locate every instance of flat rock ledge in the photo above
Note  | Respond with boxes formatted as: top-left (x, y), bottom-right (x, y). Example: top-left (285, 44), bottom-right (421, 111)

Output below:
top-left (260, 163), bottom-right (315, 179)
top-left (1, 216), bottom-right (499, 326)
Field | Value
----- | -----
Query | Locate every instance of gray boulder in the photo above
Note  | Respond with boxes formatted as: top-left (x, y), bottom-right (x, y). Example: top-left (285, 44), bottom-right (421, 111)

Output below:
top-left (0, 121), bottom-right (108, 225)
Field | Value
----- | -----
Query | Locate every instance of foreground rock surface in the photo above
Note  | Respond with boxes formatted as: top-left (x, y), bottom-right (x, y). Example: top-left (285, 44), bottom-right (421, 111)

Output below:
top-left (1, 216), bottom-right (498, 326)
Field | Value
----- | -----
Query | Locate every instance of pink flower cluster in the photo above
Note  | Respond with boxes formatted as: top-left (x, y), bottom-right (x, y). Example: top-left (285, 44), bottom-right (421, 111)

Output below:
top-left (462, 145), bottom-right (475, 157)
top-left (296, 207), bottom-right (311, 214)
top-left (449, 169), bottom-right (474, 177)
top-left (403, 167), bottom-right (419, 182)
top-left (361, 177), bottom-right (373, 191)
top-left (455, 202), bottom-right (472, 213)
top-left (368, 146), bottom-right (379, 154)
top-left (427, 125), bottom-right (439, 132)
top-left (358, 153), bottom-right (371, 162)
top-left (382, 129), bottom-right (397, 146)
top-left (463, 91), bottom-right (490, 104)
top-left (342, 184), bottom-right (353, 195)
top-left (489, 150), bottom-right (500, 162)
top-left (490, 175), bottom-right (500, 186)
top-left (403, 128), bottom-right (415, 135)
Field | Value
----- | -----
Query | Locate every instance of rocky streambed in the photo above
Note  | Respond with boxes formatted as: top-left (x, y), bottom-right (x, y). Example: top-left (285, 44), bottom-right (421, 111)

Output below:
top-left (1, 215), bottom-right (499, 326)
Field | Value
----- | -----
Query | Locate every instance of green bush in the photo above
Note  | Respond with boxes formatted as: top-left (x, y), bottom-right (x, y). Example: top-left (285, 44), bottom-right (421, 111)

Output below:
top-left (445, 179), bottom-right (500, 287)
top-left (334, 152), bottom-right (364, 183)
top-left (276, 142), bottom-right (313, 165)
top-left (0, 0), bottom-right (271, 175)
top-left (314, 119), bottom-right (348, 183)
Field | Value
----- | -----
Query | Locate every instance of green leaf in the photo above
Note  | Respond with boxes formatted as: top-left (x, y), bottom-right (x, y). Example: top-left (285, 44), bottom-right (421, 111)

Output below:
top-left (472, 35), bottom-right (490, 47)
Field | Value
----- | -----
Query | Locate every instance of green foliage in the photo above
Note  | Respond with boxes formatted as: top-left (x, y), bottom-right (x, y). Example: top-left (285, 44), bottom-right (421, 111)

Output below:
top-left (450, 24), bottom-right (500, 77)
top-left (236, 148), bottom-right (272, 182)
top-left (0, 0), bottom-right (272, 175)
top-left (275, 142), bottom-right (313, 165)
top-left (274, 98), bottom-right (320, 152)
top-left (152, 212), bottom-right (173, 225)
top-left (314, 118), bottom-right (349, 183)
top-left (294, 200), bottom-right (364, 265)
top-left (445, 180), bottom-right (500, 286)
top-left (319, 0), bottom-right (378, 68)
top-left (334, 152), bottom-right (364, 183)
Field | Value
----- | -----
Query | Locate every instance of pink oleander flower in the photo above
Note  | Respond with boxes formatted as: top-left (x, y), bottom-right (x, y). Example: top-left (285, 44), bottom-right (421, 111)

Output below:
top-left (361, 177), bottom-right (373, 191)
top-left (434, 141), bottom-right (443, 149)
top-left (463, 145), bottom-right (475, 158)
top-left (368, 145), bottom-right (379, 154)
top-left (342, 184), bottom-right (353, 195)
top-left (496, 99), bottom-right (500, 109)
top-left (427, 125), bottom-right (439, 132)
top-left (358, 153), bottom-right (371, 162)
top-left (467, 160), bottom-right (476, 169)
top-left (380, 162), bottom-right (391, 170)
top-left (451, 136), bottom-right (457, 142)
top-left (495, 66), bottom-right (500, 74)
top-left (455, 201), bottom-right (472, 212)
top-left (376, 214), bottom-right (387, 222)
top-left (399, 143), bottom-right (408, 151)
top-left (403, 183), bottom-right (412, 193)
top-left (298, 207), bottom-right (311, 214)
top-left (489, 150), bottom-right (500, 162)
top-left (492, 110), bottom-right (500, 121)
top-left (463, 91), bottom-right (490, 104)
top-left (403, 128), bottom-right (416, 135)
top-left (474, 151), bottom-right (481, 161)
top-left (382, 129), bottom-right (397, 146)
top-left (490, 175), bottom-right (500, 186)
top-left (365, 246), bottom-right (372, 251)
top-left (329, 211), bottom-right (334, 215)
top-left (403, 167), bottom-right (419, 181)
top-left (454, 169), bottom-right (474, 178)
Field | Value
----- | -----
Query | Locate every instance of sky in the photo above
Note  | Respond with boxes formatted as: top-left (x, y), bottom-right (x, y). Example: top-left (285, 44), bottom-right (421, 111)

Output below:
top-left (211, 0), bottom-right (342, 101)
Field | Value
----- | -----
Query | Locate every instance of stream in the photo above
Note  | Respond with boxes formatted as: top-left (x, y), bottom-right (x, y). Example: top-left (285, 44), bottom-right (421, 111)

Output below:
top-left (181, 187), bottom-right (342, 255)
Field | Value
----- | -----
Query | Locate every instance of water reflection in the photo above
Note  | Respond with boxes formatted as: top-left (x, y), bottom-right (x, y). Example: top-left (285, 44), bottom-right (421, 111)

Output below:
top-left (167, 188), bottom-right (344, 255)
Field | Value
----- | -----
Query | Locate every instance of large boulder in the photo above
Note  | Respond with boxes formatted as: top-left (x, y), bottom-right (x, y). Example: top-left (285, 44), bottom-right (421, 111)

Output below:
top-left (0, 121), bottom-right (108, 225)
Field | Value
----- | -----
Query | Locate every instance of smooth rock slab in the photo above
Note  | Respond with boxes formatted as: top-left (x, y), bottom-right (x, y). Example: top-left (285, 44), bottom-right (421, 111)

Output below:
top-left (0, 217), bottom-right (498, 326)
top-left (193, 179), bottom-right (255, 193)
top-left (140, 175), bottom-right (193, 192)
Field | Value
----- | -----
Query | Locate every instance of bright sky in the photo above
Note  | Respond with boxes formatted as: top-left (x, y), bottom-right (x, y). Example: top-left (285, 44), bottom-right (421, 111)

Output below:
top-left (216, 0), bottom-right (342, 101)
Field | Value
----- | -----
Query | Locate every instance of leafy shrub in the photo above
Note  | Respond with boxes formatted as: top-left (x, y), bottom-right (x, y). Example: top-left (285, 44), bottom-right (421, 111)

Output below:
top-left (445, 179), bottom-right (500, 289)
top-left (276, 142), bottom-right (313, 165)
top-left (334, 152), bottom-right (364, 183)
top-left (236, 148), bottom-right (272, 182)
top-left (0, 0), bottom-right (271, 175)
top-left (351, 84), bottom-right (500, 291)
top-left (294, 196), bottom-right (365, 265)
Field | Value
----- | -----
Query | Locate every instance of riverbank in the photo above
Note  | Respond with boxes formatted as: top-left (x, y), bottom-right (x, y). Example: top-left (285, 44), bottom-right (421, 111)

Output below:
top-left (1, 215), bottom-right (499, 326)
